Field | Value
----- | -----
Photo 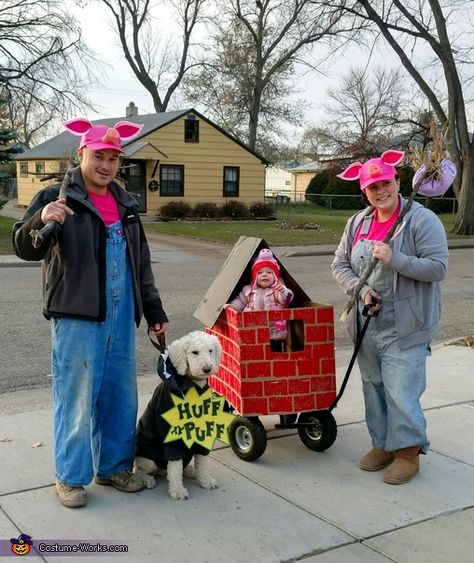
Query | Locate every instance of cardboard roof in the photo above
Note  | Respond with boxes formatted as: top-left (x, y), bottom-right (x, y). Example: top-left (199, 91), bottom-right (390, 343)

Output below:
top-left (193, 236), bottom-right (312, 328)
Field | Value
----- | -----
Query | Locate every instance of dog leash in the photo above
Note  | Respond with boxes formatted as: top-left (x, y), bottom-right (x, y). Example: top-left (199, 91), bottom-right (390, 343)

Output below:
top-left (148, 330), bottom-right (166, 353)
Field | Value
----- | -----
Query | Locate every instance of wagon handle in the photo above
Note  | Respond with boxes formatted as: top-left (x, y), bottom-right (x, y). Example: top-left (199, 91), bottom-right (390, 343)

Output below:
top-left (328, 298), bottom-right (380, 413)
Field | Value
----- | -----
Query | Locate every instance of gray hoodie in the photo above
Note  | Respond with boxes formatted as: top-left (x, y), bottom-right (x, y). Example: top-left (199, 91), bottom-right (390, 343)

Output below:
top-left (331, 195), bottom-right (448, 349)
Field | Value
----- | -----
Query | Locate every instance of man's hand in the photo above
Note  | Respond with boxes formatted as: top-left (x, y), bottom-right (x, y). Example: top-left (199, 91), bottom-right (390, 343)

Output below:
top-left (40, 198), bottom-right (74, 225)
top-left (148, 322), bottom-right (168, 336)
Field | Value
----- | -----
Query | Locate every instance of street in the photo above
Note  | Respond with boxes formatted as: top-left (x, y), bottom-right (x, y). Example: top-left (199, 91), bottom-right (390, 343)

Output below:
top-left (1, 246), bottom-right (473, 394)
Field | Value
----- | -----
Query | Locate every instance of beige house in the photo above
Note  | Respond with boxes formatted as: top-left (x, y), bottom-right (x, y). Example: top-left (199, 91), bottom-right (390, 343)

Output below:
top-left (264, 166), bottom-right (292, 200)
top-left (15, 108), bottom-right (269, 214)
top-left (289, 161), bottom-right (322, 203)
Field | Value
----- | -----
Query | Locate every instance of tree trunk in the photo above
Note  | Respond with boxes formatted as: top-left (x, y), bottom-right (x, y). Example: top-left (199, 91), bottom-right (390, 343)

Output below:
top-left (453, 159), bottom-right (474, 235)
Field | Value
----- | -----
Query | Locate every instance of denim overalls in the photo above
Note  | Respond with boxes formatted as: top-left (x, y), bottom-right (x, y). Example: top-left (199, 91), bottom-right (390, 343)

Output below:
top-left (51, 221), bottom-right (137, 486)
top-left (352, 238), bottom-right (430, 454)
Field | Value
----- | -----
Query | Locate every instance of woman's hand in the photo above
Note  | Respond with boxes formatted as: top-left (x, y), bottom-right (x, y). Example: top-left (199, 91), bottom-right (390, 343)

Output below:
top-left (363, 289), bottom-right (382, 313)
top-left (372, 241), bottom-right (392, 265)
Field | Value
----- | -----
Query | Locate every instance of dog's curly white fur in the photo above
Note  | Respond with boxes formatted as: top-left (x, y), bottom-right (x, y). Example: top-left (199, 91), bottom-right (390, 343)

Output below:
top-left (135, 331), bottom-right (222, 500)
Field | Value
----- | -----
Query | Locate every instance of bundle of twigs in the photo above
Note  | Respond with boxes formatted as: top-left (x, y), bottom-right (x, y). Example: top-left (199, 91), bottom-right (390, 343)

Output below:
top-left (340, 120), bottom-right (448, 323)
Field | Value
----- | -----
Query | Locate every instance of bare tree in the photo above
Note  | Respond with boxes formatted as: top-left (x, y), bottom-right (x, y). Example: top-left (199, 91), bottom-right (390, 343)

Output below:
top-left (0, 0), bottom-right (96, 141)
top-left (185, 0), bottom-right (361, 152)
top-left (297, 126), bottom-right (334, 159)
top-left (183, 17), bottom-right (303, 156)
top-left (99, 0), bottom-right (207, 112)
top-left (344, 0), bottom-right (474, 235)
top-left (320, 66), bottom-right (407, 158)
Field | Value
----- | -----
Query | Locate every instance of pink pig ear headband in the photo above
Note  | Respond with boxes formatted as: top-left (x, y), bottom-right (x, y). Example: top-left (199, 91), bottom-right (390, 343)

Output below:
top-left (337, 150), bottom-right (405, 190)
top-left (64, 117), bottom-right (144, 154)
top-left (337, 149), bottom-right (456, 197)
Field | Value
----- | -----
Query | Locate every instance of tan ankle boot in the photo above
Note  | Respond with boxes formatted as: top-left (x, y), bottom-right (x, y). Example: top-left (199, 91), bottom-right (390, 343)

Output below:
top-left (359, 448), bottom-right (394, 471)
top-left (383, 446), bottom-right (421, 484)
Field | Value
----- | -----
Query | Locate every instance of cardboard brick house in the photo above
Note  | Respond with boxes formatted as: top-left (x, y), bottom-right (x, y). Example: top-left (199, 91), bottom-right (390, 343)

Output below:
top-left (194, 237), bottom-right (336, 417)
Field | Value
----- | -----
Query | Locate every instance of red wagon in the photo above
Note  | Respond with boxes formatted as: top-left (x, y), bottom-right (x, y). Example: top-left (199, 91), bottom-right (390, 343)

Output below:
top-left (194, 236), bottom-right (338, 461)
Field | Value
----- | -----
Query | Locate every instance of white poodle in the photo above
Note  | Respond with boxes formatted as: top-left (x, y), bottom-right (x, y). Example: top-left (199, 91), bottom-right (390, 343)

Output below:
top-left (135, 331), bottom-right (222, 500)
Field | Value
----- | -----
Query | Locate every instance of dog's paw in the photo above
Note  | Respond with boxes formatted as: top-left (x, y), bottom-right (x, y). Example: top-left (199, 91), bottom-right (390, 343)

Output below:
top-left (143, 475), bottom-right (157, 489)
top-left (197, 475), bottom-right (218, 490)
top-left (169, 486), bottom-right (189, 500)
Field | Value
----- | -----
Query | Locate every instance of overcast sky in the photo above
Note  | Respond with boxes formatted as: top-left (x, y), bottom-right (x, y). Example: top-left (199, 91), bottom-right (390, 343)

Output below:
top-left (73, 2), bottom-right (473, 136)
top-left (73, 2), bottom-right (382, 126)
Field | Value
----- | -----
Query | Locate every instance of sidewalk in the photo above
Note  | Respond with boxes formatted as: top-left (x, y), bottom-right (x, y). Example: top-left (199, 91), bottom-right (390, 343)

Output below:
top-left (1, 343), bottom-right (473, 562)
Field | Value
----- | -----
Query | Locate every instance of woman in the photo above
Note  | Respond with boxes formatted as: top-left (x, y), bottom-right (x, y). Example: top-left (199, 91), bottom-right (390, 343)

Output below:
top-left (331, 150), bottom-right (448, 484)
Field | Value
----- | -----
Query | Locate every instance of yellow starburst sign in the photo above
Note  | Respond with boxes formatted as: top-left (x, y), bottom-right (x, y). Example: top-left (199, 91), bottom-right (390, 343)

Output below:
top-left (162, 387), bottom-right (236, 450)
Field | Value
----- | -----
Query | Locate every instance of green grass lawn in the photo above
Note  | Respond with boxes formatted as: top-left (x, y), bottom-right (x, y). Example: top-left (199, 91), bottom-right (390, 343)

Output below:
top-left (0, 206), bottom-right (461, 255)
top-left (0, 216), bottom-right (16, 255)
top-left (144, 206), bottom-right (458, 247)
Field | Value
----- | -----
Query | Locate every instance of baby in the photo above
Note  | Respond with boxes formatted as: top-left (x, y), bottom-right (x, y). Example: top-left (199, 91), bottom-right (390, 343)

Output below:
top-left (228, 248), bottom-right (294, 351)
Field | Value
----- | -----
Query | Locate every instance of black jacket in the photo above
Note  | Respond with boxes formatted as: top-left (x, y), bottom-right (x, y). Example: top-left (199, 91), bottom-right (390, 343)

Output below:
top-left (12, 167), bottom-right (168, 327)
top-left (135, 352), bottom-right (210, 468)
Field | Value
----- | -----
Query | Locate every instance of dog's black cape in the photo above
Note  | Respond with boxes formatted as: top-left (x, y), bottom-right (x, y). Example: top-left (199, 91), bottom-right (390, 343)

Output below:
top-left (135, 351), bottom-right (210, 469)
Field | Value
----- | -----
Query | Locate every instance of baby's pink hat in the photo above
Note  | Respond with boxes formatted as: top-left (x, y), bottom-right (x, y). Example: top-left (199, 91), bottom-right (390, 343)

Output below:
top-left (251, 249), bottom-right (280, 284)
top-left (337, 150), bottom-right (405, 190)
top-left (64, 118), bottom-right (144, 154)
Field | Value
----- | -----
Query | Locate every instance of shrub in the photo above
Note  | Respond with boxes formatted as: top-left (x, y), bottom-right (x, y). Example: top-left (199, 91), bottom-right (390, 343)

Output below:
top-left (306, 169), bottom-right (363, 210)
top-left (159, 201), bottom-right (192, 220)
top-left (221, 200), bottom-right (250, 219)
top-left (249, 201), bottom-right (276, 219)
top-left (193, 202), bottom-right (221, 218)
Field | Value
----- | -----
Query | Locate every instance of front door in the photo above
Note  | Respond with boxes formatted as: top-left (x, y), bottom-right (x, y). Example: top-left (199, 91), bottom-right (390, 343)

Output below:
top-left (123, 159), bottom-right (147, 213)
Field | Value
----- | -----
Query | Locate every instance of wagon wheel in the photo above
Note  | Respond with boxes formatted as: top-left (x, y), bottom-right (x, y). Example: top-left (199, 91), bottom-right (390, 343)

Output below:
top-left (229, 416), bottom-right (267, 461)
top-left (297, 411), bottom-right (337, 452)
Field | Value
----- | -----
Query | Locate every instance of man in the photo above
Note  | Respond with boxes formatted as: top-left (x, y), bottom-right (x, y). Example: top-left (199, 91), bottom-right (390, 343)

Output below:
top-left (13, 118), bottom-right (168, 508)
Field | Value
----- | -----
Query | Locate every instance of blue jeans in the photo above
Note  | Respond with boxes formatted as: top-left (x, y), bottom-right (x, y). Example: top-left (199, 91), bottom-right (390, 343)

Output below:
top-left (357, 333), bottom-right (430, 454)
top-left (51, 222), bottom-right (137, 486)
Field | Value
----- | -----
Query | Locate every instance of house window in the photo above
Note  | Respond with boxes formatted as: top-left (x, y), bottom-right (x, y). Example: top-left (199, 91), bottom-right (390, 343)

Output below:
top-left (20, 162), bottom-right (29, 177)
top-left (59, 160), bottom-right (68, 173)
top-left (160, 165), bottom-right (184, 197)
top-left (184, 115), bottom-right (199, 142)
top-left (223, 166), bottom-right (240, 197)
top-left (35, 162), bottom-right (45, 175)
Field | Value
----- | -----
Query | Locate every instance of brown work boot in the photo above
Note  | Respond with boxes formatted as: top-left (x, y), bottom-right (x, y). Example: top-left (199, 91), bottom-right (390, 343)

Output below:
top-left (55, 480), bottom-right (87, 508)
top-left (359, 448), bottom-right (394, 471)
top-left (383, 446), bottom-right (421, 485)
top-left (95, 470), bottom-right (145, 492)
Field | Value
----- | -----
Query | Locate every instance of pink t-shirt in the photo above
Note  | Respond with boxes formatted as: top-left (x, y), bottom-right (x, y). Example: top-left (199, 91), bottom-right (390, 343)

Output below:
top-left (353, 202), bottom-right (401, 246)
top-left (87, 190), bottom-right (120, 226)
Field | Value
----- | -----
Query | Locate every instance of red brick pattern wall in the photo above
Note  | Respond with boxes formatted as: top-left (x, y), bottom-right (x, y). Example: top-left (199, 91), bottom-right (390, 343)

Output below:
top-left (207, 304), bottom-right (336, 416)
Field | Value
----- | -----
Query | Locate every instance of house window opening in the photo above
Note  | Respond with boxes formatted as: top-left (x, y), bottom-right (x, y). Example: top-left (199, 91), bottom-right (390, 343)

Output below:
top-left (223, 166), bottom-right (240, 197)
top-left (268, 319), bottom-right (305, 353)
top-left (287, 319), bottom-right (305, 352)
top-left (160, 164), bottom-right (184, 197)
top-left (184, 115), bottom-right (199, 143)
